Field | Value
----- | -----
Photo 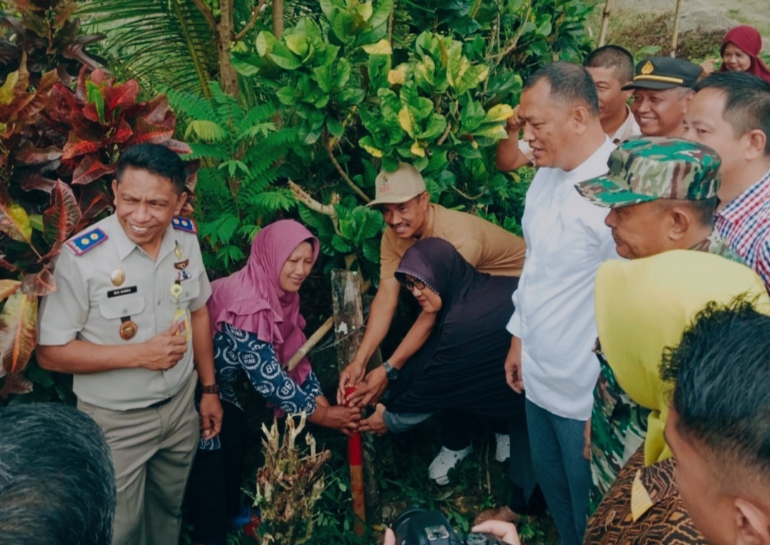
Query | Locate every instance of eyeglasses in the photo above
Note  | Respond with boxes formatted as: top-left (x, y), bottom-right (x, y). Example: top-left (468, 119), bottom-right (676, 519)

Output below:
top-left (401, 277), bottom-right (426, 292)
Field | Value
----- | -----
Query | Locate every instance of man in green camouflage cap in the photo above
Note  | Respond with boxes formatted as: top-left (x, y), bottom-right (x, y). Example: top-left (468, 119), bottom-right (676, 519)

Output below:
top-left (575, 136), bottom-right (743, 514)
top-left (576, 136), bottom-right (737, 260)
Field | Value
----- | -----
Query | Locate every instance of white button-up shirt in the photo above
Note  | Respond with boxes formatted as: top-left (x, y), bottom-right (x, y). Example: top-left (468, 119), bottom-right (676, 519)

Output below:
top-left (507, 138), bottom-right (619, 421)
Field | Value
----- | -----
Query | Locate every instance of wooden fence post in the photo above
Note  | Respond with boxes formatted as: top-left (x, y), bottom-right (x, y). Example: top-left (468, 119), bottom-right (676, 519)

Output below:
top-left (331, 269), bottom-right (381, 526)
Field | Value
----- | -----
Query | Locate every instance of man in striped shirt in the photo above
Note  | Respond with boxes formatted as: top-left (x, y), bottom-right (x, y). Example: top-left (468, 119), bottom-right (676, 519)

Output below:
top-left (683, 71), bottom-right (770, 288)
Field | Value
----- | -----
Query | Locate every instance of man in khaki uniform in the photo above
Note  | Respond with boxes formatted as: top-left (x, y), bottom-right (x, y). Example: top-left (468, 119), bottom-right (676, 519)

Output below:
top-left (37, 144), bottom-right (222, 545)
top-left (338, 163), bottom-right (526, 433)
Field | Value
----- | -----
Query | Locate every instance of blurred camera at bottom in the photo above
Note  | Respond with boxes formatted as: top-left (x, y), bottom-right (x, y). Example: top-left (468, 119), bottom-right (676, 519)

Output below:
top-left (391, 508), bottom-right (512, 545)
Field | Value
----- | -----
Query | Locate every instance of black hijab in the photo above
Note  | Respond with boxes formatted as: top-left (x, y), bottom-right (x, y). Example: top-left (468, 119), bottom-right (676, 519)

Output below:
top-left (388, 238), bottom-right (523, 417)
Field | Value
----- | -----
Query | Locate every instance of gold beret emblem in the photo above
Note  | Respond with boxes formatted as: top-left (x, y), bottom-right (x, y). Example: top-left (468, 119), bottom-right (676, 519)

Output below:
top-left (641, 60), bottom-right (654, 75)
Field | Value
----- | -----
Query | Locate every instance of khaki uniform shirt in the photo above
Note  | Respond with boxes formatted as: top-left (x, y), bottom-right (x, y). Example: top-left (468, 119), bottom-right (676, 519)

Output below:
top-left (380, 204), bottom-right (527, 280)
top-left (38, 214), bottom-right (212, 410)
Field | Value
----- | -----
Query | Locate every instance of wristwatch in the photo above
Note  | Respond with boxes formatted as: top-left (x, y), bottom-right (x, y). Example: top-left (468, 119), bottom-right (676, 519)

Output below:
top-left (382, 360), bottom-right (399, 381)
top-left (201, 384), bottom-right (220, 395)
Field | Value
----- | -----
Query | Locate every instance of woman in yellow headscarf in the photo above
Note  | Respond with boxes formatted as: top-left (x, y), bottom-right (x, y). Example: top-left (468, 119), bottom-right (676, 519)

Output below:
top-left (585, 250), bottom-right (770, 545)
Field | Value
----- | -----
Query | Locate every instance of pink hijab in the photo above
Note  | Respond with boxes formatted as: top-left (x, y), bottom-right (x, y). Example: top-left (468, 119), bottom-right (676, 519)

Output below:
top-left (207, 219), bottom-right (319, 387)
top-left (719, 25), bottom-right (770, 84)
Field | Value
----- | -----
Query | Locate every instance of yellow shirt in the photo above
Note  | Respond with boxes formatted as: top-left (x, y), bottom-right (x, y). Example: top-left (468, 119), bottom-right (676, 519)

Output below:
top-left (380, 204), bottom-right (527, 279)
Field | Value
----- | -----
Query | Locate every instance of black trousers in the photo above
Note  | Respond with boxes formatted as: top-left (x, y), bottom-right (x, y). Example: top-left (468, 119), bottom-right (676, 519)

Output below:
top-left (185, 400), bottom-right (246, 544)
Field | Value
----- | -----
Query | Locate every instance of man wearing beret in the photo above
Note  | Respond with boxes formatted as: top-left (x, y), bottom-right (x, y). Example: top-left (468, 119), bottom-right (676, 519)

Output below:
top-left (625, 57), bottom-right (703, 138)
top-left (575, 136), bottom-right (742, 516)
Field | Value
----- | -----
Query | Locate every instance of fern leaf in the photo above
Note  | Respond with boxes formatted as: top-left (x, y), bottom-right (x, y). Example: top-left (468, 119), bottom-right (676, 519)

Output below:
top-left (162, 86), bottom-right (219, 123)
top-left (188, 143), bottom-right (230, 161)
top-left (185, 120), bottom-right (228, 142)
top-left (209, 82), bottom-right (243, 129)
top-left (235, 103), bottom-right (278, 135)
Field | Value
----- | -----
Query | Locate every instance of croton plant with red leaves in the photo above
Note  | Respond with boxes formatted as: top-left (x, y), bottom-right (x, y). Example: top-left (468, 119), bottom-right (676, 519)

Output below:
top-left (0, 64), bottom-right (197, 398)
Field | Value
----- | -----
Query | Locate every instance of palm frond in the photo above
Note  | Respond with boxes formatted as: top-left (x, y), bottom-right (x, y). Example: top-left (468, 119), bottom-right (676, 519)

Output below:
top-left (77, 0), bottom-right (218, 97)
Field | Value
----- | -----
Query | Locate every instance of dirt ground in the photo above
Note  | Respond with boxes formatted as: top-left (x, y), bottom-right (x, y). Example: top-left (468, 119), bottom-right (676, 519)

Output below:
top-left (608, 0), bottom-right (770, 42)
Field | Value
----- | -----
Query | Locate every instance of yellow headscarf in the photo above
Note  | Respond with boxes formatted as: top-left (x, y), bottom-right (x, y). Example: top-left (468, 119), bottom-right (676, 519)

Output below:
top-left (594, 250), bottom-right (770, 466)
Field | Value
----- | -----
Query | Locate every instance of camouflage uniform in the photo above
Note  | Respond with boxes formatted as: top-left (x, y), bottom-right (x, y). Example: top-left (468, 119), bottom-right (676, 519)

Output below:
top-left (575, 137), bottom-right (743, 514)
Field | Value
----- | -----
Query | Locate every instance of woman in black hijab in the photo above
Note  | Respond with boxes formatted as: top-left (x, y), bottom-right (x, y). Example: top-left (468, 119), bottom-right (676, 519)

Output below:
top-left (360, 238), bottom-right (540, 518)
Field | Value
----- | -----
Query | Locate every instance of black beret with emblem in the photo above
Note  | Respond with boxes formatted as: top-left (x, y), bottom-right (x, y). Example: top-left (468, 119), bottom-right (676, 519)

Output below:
top-left (622, 57), bottom-right (702, 91)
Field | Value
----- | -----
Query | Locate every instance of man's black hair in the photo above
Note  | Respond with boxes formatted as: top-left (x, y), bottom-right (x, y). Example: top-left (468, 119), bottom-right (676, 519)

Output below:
top-left (0, 403), bottom-right (116, 545)
top-left (694, 72), bottom-right (770, 156)
top-left (660, 299), bottom-right (770, 482)
top-left (524, 61), bottom-right (601, 117)
top-left (584, 45), bottom-right (635, 83)
top-left (116, 143), bottom-right (188, 194)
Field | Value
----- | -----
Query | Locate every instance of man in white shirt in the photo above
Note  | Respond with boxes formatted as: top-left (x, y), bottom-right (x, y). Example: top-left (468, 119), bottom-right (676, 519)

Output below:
top-left (504, 62), bottom-right (619, 545)
top-left (496, 45), bottom-right (640, 171)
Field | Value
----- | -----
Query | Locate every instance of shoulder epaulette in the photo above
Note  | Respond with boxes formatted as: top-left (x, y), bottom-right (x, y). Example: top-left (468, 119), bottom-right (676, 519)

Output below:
top-left (66, 228), bottom-right (108, 256)
top-left (172, 216), bottom-right (197, 234)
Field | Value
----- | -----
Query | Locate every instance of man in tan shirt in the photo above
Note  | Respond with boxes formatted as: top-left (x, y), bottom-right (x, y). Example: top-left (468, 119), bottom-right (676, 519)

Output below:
top-left (338, 163), bottom-right (526, 413)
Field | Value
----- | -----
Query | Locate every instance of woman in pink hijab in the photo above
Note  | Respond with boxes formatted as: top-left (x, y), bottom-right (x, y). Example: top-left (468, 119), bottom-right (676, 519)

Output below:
top-left (186, 219), bottom-right (360, 545)
top-left (703, 25), bottom-right (770, 84)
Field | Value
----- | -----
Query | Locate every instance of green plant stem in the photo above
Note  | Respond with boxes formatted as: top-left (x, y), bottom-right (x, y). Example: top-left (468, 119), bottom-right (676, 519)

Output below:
top-left (324, 143), bottom-right (372, 203)
top-left (489, 0), bottom-right (532, 65)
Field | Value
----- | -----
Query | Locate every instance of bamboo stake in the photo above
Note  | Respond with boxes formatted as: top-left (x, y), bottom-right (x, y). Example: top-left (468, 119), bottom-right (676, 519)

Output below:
top-left (286, 317), bottom-right (334, 371)
top-left (671, 0), bottom-right (683, 57)
top-left (598, 0), bottom-right (613, 47)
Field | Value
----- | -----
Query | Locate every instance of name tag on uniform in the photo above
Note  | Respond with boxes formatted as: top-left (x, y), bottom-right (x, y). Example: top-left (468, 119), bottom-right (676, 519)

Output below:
top-left (107, 286), bottom-right (138, 298)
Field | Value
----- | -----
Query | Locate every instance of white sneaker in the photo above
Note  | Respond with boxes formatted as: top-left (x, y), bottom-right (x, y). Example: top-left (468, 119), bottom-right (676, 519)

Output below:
top-left (429, 445), bottom-right (473, 485)
top-left (495, 433), bottom-right (510, 462)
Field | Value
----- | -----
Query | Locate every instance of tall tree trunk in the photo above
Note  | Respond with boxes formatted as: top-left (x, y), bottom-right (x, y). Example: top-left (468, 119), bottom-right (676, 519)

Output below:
top-left (273, 0), bottom-right (284, 38)
top-left (217, 0), bottom-right (239, 96)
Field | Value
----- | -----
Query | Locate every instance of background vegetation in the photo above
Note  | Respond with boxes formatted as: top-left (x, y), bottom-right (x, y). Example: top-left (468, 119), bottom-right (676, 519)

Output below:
top-left (0, 0), bottom-right (738, 543)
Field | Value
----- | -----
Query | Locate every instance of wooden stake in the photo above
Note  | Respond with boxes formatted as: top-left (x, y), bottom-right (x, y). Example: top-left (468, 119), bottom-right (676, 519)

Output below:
top-left (331, 270), bottom-right (381, 526)
top-left (671, 0), bottom-right (683, 57)
top-left (598, 0), bottom-right (613, 47)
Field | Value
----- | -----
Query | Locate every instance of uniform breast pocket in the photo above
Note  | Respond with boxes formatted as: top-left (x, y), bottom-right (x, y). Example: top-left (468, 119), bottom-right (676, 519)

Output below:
top-left (99, 293), bottom-right (146, 320)
top-left (168, 275), bottom-right (201, 306)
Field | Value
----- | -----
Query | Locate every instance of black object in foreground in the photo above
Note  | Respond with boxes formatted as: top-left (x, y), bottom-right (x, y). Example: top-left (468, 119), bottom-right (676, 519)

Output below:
top-left (392, 508), bottom-right (511, 545)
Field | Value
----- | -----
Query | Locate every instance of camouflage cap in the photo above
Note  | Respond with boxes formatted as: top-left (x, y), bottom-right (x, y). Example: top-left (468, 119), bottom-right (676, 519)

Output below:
top-left (575, 137), bottom-right (721, 208)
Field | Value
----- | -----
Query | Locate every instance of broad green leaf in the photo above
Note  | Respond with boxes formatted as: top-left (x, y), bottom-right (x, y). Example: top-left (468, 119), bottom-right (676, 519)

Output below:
top-left (0, 191), bottom-right (32, 243)
top-left (296, 18), bottom-right (325, 52)
top-left (471, 124), bottom-right (508, 139)
top-left (536, 20), bottom-right (553, 37)
top-left (355, 1), bottom-right (374, 22)
top-left (363, 238), bottom-right (380, 263)
top-left (410, 141), bottom-right (426, 157)
top-left (398, 107), bottom-right (414, 136)
top-left (331, 234), bottom-right (353, 253)
top-left (0, 71), bottom-right (18, 105)
top-left (359, 136), bottom-right (384, 158)
top-left (369, 0), bottom-right (394, 28)
top-left (285, 34), bottom-right (309, 58)
top-left (86, 81), bottom-right (106, 123)
top-left (387, 66), bottom-right (407, 86)
top-left (276, 87), bottom-right (297, 106)
top-left (0, 291), bottom-right (38, 375)
top-left (327, 117), bottom-right (344, 138)
top-left (312, 65), bottom-right (334, 93)
top-left (485, 104), bottom-right (515, 123)
top-left (185, 120), bottom-right (227, 142)
top-left (415, 114), bottom-right (447, 141)
top-left (336, 58), bottom-right (352, 89)
top-left (256, 31), bottom-right (280, 56)
top-left (362, 39), bottom-right (392, 55)
top-left (268, 49), bottom-right (302, 70)
top-left (231, 51), bottom-right (262, 77)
